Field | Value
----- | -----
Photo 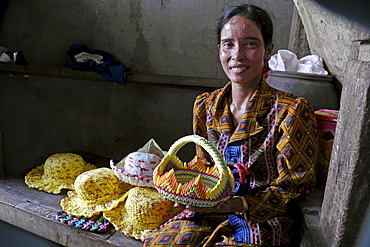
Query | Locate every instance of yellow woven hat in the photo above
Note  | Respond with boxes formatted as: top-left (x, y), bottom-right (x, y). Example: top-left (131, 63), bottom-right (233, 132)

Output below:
top-left (60, 167), bottom-right (134, 218)
top-left (103, 186), bottom-right (181, 240)
top-left (25, 153), bottom-right (96, 194)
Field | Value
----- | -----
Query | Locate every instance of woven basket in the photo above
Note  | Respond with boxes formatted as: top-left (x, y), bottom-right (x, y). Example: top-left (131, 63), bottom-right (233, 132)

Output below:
top-left (153, 135), bottom-right (234, 207)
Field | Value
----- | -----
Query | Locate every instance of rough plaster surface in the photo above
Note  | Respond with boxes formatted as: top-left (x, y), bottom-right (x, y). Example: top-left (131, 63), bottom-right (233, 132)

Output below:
top-left (293, 0), bottom-right (369, 91)
top-left (0, 74), bottom-right (207, 175)
top-left (320, 61), bottom-right (370, 247)
top-left (288, 6), bottom-right (311, 59)
top-left (0, 0), bottom-right (293, 79)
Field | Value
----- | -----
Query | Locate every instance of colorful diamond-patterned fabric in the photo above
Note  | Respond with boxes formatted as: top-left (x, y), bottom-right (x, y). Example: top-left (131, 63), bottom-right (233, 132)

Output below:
top-left (143, 78), bottom-right (318, 246)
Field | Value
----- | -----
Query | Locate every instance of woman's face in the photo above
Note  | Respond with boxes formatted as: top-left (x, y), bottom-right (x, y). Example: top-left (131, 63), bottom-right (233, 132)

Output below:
top-left (219, 16), bottom-right (273, 86)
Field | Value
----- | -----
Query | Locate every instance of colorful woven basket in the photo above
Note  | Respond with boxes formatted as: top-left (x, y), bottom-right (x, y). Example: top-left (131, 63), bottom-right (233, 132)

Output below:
top-left (153, 135), bottom-right (234, 207)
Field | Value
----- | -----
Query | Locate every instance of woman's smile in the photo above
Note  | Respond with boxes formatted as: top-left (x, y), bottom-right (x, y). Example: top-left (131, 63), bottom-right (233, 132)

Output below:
top-left (230, 66), bottom-right (249, 72)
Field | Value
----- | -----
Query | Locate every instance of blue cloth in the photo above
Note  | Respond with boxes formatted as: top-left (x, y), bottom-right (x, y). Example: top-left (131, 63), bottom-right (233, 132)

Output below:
top-left (224, 140), bottom-right (249, 196)
top-left (225, 141), bottom-right (251, 244)
top-left (224, 141), bottom-right (242, 164)
top-left (68, 43), bottom-right (130, 85)
top-left (228, 213), bottom-right (250, 243)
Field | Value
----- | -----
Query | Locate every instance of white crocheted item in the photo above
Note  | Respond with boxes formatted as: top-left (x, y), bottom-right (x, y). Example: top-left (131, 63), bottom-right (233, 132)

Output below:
top-left (111, 152), bottom-right (161, 187)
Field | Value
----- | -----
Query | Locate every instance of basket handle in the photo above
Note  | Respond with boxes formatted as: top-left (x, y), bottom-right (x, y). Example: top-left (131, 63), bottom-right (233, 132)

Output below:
top-left (158, 135), bottom-right (232, 199)
top-left (167, 135), bottom-right (222, 164)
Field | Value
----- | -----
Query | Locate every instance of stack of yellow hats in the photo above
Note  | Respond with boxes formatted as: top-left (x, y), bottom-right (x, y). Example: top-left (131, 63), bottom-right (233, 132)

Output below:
top-left (35, 141), bottom-right (183, 240)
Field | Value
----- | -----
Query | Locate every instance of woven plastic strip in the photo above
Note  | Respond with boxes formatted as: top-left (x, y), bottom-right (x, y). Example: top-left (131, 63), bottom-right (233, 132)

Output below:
top-left (153, 135), bottom-right (234, 207)
top-left (55, 211), bottom-right (111, 233)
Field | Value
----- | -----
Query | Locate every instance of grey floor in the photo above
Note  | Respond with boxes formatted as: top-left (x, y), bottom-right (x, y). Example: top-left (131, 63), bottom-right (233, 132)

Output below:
top-left (0, 220), bottom-right (63, 247)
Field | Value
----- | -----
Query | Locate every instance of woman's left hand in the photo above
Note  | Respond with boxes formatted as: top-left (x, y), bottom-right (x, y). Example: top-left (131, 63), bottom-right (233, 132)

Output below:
top-left (174, 197), bottom-right (244, 213)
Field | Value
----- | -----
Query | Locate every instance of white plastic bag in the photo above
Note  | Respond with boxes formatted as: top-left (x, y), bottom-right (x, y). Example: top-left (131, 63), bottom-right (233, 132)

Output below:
top-left (269, 49), bottom-right (328, 75)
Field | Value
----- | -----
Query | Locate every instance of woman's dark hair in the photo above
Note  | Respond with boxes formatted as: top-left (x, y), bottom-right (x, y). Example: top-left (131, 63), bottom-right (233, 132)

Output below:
top-left (216, 4), bottom-right (273, 46)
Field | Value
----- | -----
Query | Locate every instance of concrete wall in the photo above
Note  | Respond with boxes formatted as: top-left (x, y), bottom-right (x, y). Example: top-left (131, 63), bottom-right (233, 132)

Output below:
top-left (0, 0), bottom-right (294, 175)
top-left (0, 0), bottom-right (293, 79)
top-left (0, 73), bottom-right (205, 175)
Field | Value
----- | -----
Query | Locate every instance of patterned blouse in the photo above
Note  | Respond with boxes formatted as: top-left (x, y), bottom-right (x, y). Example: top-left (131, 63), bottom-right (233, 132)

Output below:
top-left (193, 78), bottom-right (318, 245)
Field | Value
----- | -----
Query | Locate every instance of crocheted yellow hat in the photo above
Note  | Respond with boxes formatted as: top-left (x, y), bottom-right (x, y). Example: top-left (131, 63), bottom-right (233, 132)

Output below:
top-left (103, 186), bottom-right (181, 240)
top-left (60, 167), bottom-right (134, 218)
top-left (25, 153), bottom-right (96, 194)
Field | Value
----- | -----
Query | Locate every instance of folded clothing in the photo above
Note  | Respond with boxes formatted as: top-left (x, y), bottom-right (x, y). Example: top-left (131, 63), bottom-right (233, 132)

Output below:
top-left (68, 43), bottom-right (130, 85)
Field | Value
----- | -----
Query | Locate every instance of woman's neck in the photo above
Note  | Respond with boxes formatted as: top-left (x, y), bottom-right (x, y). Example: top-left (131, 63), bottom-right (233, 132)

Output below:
top-left (228, 78), bottom-right (261, 128)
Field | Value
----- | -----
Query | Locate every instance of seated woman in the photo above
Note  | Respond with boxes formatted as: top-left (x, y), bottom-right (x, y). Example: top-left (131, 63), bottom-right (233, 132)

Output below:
top-left (143, 3), bottom-right (318, 246)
